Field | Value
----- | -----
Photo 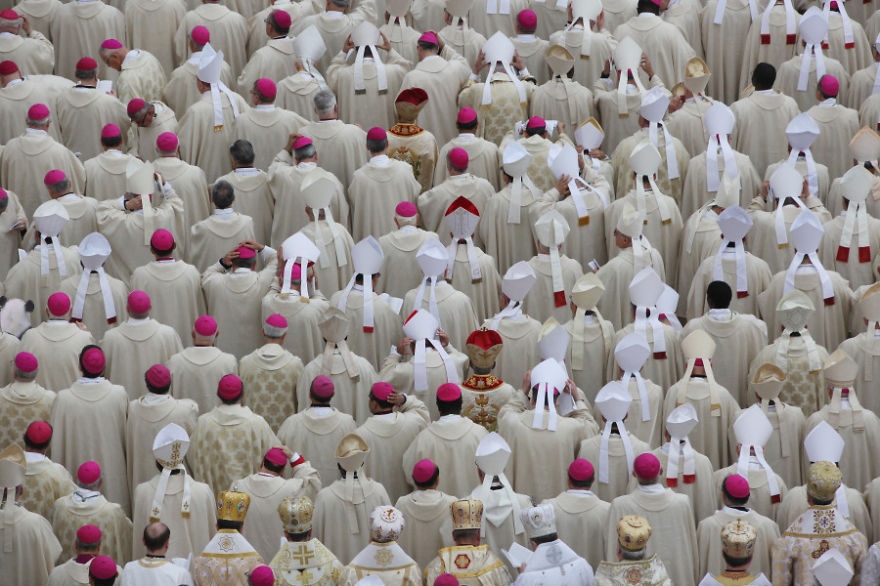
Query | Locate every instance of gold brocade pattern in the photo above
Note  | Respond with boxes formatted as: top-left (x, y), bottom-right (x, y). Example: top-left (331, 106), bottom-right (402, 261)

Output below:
top-left (191, 552), bottom-right (263, 586)
top-left (240, 358), bottom-right (301, 433)
top-left (269, 539), bottom-right (344, 586)
top-left (461, 375), bottom-right (505, 431)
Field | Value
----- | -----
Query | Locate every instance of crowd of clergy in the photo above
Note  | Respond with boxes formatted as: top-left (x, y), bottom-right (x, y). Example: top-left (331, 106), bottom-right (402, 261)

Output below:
top-left (12, 0), bottom-right (880, 582)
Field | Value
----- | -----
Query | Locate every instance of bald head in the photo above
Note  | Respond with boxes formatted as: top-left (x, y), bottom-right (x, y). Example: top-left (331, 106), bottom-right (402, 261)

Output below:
top-left (143, 522), bottom-right (171, 554)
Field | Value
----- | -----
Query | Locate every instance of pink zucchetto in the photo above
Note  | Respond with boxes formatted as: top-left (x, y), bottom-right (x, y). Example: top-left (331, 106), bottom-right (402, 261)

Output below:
top-left (457, 107), bottom-right (477, 125)
top-left (193, 315), bottom-right (218, 336)
top-left (724, 474), bottom-right (751, 499)
top-left (28, 103), bottom-right (49, 120)
top-left (88, 556), bottom-right (117, 581)
top-left (448, 147), bottom-right (468, 169)
top-left (25, 421), bottom-right (52, 444)
top-left (0, 9), bottom-right (19, 20)
top-left (156, 132), bottom-right (179, 152)
top-left (235, 245), bottom-right (256, 260)
top-left (435, 575), bottom-right (460, 586)
top-left (371, 381), bottom-right (395, 402)
top-left (395, 201), bottom-right (417, 217)
top-left (568, 458), bottom-right (594, 481)
top-left (14, 352), bottom-right (38, 373)
top-left (100, 38), bottom-right (123, 50)
top-left (264, 448), bottom-right (287, 468)
top-left (412, 459), bottom-right (437, 483)
top-left (517, 9), bottom-right (537, 30)
top-left (44, 170), bottom-right (66, 185)
top-left (75, 57), bottom-right (97, 71)
top-left (76, 525), bottom-right (102, 545)
top-left (190, 25), bottom-right (210, 46)
top-left (150, 229), bottom-right (175, 251)
top-left (47, 292), bottom-right (71, 316)
top-left (418, 31), bottom-right (439, 45)
top-left (77, 461), bottom-right (101, 484)
top-left (218, 374), bottom-right (243, 400)
top-left (145, 364), bottom-right (171, 388)
top-left (526, 116), bottom-right (545, 129)
top-left (436, 383), bottom-right (462, 402)
top-left (820, 75), bottom-right (840, 97)
top-left (249, 566), bottom-right (275, 586)
top-left (367, 127), bottom-right (387, 142)
top-left (293, 136), bottom-right (313, 150)
top-left (0, 60), bottom-right (18, 75)
top-left (81, 347), bottom-right (106, 375)
top-left (633, 453), bottom-right (661, 480)
top-left (101, 124), bottom-right (120, 138)
top-left (265, 313), bottom-right (288, 329)
top-left (127, 98), bottom-right (146, 116)
top-left (127, 290), bottom-right (151, 314)
top-left (311, 375), bottom-right (334, 399)
top-left (269, 9), bottom-right (291, 29)
top-left (256, 78), bottom-right (277, 99)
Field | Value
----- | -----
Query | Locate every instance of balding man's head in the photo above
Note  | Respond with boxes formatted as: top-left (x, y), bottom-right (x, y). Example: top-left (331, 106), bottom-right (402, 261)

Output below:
top-left (143, 522), bottom-right (171, 554)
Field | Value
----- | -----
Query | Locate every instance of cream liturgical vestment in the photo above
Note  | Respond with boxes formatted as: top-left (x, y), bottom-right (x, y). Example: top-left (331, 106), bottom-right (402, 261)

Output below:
top-left (650, 442), bottom-right (717, 523)
top-left (233, 107), bottom-right (307, 177)
top-left (55, 88), bottom-right (129, 161)
top-left (167, 346), bottom-right (238, 414)
top-left (128, 102), bottom-right (178, 161)
top-left (231, 466), bottom-right (321, 562)
top-left (328, 288), bottom-right (401, 372)
top-left (776, 484), bottom-right (873, 544)
top-left (125, 394), bottom-right (199, 497)
top-left (424, 544), bottom-right (512, 585)
top-left (701, 0), bottom-right (756, 104)
top-left (192, 529), bottom-right (265, 585)
top-left (401, 52), bottom-right (471, 147)
top-left (805, 405), bottom-right (880, 494)
top-left (418, 173), bottom-right (496, 244)
top-left (0, 191), bottom-right (25, 282)
top-left (739, 5), bottom-right (802, 93)
top-left (130, 260), bottom-right (206, 346)
top-left (606, 487), bottom-right (699, 586)
top-left (189, 404), bottom-right (279, 494)
top-left (0, 382), bottom-right (55, 450)
top-left (608, 323), bottom-right (684, 392)
top-left (730, 91), bottom-right (801, 178)
top-left (50, 0), bottom-right (124, 80)
top-left (50, 377), bottom-right (130, 512)
top-left (125, 0), bottom-right (186, 75)
top-left (239, 344), bottom-right (303, 433)
top-left (0, 334), bottom-right (20, 387)
top-left (214, 170), bottom-right (274, 247)
top-left (21, 454), bottom-right (75, 522)
top-left (402, 281), bottom-right (480, 353)
top-left (25, 194), bottom-right (99, 250)
top-left (189, 211), bottom-right (256, 272)
top-left (116, 50), bottom-right (167, 105)
top-left (686, 253), bottom-right (774, 320)
top-left (174, 3), bottom-right (248, 73)
top-left (131, 472), bottom-right (216, 560)
top-left (542, 490), bottom-right (610, 571)
top-left (434, 134), bottom-right (502, 191)
top-left (152, 156), bottom-right (211, 239)
top-left (378, 226), bottom-right (441, 298)
top-left (312, 477), bottom-right (392, 565)
top-left (270, 538), bottom-right (344, 586)
top-left (4, 245), bottom-right (82, 328)
top-left (349, 157), bottom-right (422, 243)
top-left (326, 51), bottom-right (410, 133)
top-left (299, 120), bottom-right (368, 192)
top-left (712, 464), bottom-right (788, 520)
top-left (340, 540), bottom-right (422, 585)
top-left (20, 320), bottom-right (95, 391)
top-left (59, 272), bottom-right (128, 343)
top-left (102, 318), bottom-right (184, 399)
top-left (163, 53), bottom-right (236, 115)
top-left (0, 495), bottom-right (62, 586)
top-left (177, 90), bottom-right (249, 183)
top-left (522, 254), bottom-right (584, 325)
top-left (261, 288), bottom-right (329, 368)
top-left (696, 506), bottom-right (780, 579)
top-left (596, 246), bottom-right (667, 331)
top-left (0, 28), bottom-right (53, 74)
top-left (580, 434), bottom-right (651, 503)
top-left (680, 150), bottom-right (762, 219)
top-left (295, 349), bottom-right (377, 426)
top-left (613, 13), bottom-right (695, 91)
top-left (394, 489), bottom-right (458, 570)
top-left (52, 491), bottom-right (133, 564)
top-left (84, 150), bottom-right (136, 201)
top-left (380, 349), bottom-right (469, 419)
top-left (277, 408), bottom-right (358, 486)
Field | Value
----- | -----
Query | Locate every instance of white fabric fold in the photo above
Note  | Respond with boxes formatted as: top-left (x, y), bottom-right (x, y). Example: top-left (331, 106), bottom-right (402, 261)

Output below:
top-left (713, 240), bottom-right (749, 297)
top-left (621, 371), bottom-right (651, 421)
top-left (798, 44), bottom-right (826, 92)
top-left (481, 61), bottom-right (526, 106)
top-left (353, 45), bottom-right (387, 92)
top-left (151, 466), bottom-right (191, 521)
top-left (705, 136), bottom-right (738, 192)
top-left (598, 421), bottom-right (634, 484)
top-left (72, 269), bottom-right (116, 323)
top-left (647, 121), bottom-right (679, 179)
top-left (783, 252), bottom-right (835, 302)
top-left (446, 239), bottom-right (482, 281)
top-left (531, 382), bottom-right (559, 431)
top-left (40, 238), bottom-right (66, 277)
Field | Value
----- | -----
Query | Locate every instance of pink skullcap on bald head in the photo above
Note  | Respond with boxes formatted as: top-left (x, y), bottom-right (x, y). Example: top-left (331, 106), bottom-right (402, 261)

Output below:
top-left (26, 421), bottom-right (52, 444)
top-left (419, 31), bottom-right (439, 45)
top-left (435, 574), bottom-right (460, 586)
top-left (156, 132), bottom-right (178, 152)
top-left (517, 9), bottom-right (537, 30)
top-left (412, 459), bottom-right (437, 483)
top-left (235, 245), bottom-right (256, 259)
top-left (820, 75), bottom-right (839, 97)
top-left (449, 147), bottom-right (468, 169)
top-left (127, 98), bottom-right (146, 116)
top-left (311, 375), bottom-right (334, 398)
top-left (395, 201), bottom-right (417, 217)
top-left (457, 107), bottom-right (477, 124)
top-left (14, 352), bottom-right (37, 373)
top-left (75, 57), bottom-right (97, 71)
top-left (77, 461), bottom-right (101, 484)
top-left (101, 38), bottom-right (123, 49)
top-left (270, 9), bottom-right (291, 28)
top-left (101, 124), bottom-right (120, 138)
top-left (47, 292), bottom-right (71, 316)
top-left (193, 315), bottom-right (217, 336)
top-left (526, 116), bottom-right (545, 129)
top-left (218, 374), bottom-right (243, 400)
top-left (256, 78), bottom-right (277, 99)
top-left (264, 448), bottom-right (287, 468)
top-left (28, 103), bottom-right (49, 120)
top-left (371, 381), bottom-right (395, 401)
top-left (191, 25), bottom-right (210, 45)
top-left (724, 474), bottom-right (750, 499)
top-left (633, 453), bottom-right (661, 480)
top-left (150, 229), bottom-right (174, 250)
top-left (367, 127), bottom-right (386, 141)
top-left (436, 383), bottom-right (461, 401)
top-left (76, 525), bottom-right (102, 545)
top-left (293, 136), bottom-right (312, 150)
top-left (128, 290), bottom-right (151, 314)
top-left (568, 458), bottom-right (594, 481)
top-left (81, 347), bottom-right (105, 374)
top-left (249, 566), bottom-right (275, 586)
top-left (88, 556), bottom-right (117, 581)
top-left (44, 169), bottom-right (66, 185)
top-left (145, 364), bottom-right (171, 388)
top-left (266, 313), bottom-right (288, 329)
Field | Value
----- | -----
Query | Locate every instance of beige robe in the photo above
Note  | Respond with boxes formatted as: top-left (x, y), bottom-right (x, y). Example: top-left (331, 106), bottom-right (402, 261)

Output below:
top-left (96, 191), bottom-right (187, 281)
top-left (819, 213), bottom-right (880, 291)
top-left (681, 312), bottom-right (768, 407)
top-left (233, 107), bottom-right (306, 175)
top-left (701, 0), bottom-right (755, 104)
top-left (298, 119), bottom-right (368, 191)
top-left (125, 393), bottom-right (199, 498)
top-left (213, 169), bottom-right (274, 245)
top-left (177, 89), bottom-right (249, 182)
top-left (696, 507), bottom-right (780, 579)
top-left (167, 345), bottom-right (238, 413)
top-left (0, 504), bottom-right (62, 586)
top-left (394, 489), bottom-right (458, 570)
top-left (0, 29), bottom-right (53, 74)
top-left (349, 158), bottom-right (422, 242)
top-left (839, 332), bottom-right (880, 414)
top-left (680, 149), bottom-right (762, 219)
top-left (339, 543), bottom-right (421, 585)
top-left (300, 220), bottom-right (355, 298)
top-left (461, 73), bottom-right (538, 149)
top-left (49, 0), bottom-right (125, 80)
top-left (662, 378), bottom-right (741, 470)
top-left (58, 271), bottom-right (127, 343)
top-left (174, 3), bottom-right (248, 74)
top-left (805, 405), bottom-right (880, 493)
top-left (21, 455), bottom-right (75, 521)
top-left (269, 537), bottom-right (345, 586)
top-left (291, 12), bottom-right (359, 72)
top-left (12, 0), bottom-right (62, 41)
top-left (512, 35), bottom-right (551, 85)
top-left (402, 280), bottom-right (480, 353)
top-left (131, 472), bottom-right (216, 560)
top-left (746, 198), bottom-right (831, 275)
top-left (0, 131), bottom-right (85, 218)
top-left (434, 134), bottom-right (502, 191)
top-left (465, 0), bottom-right (528, 37)
top-left (52, 493), bottom-right (133, 564)
top-left (579, 433), bottom-right (651, 503)
top-left (189, 210), bottom-right (256, 272)
top-left (275, 72), bottom-right (322, 122)
top-left (712, 463), bottom-right (787, 520)
top-left (739, 5), bottom-right (802, 92)
top-left (130, 259), bottom-right (206, 345)
top-left (417, 171), bottom-right (496, 245)
top-left (595, 245), bottom-right (667, 331)
top-left (230, 466), bottom-right (322, 562)
top-left (533, 181), bottom-right (611, 266)
top-left (328, 288), bottom-right (402, 372)
top-left (649, 442), bottom-right (717, 523)
top-left (84, 150), bottom-right (137, 201)
top-left (541, 491), bottom-right (610, 571)
top-left (806, 102), bottom-right (861, 180)
top-left (277, 407), bottom-right (358, 486)
top-left (56, 85), bottom-right (131, 159)
top-left (379, 348), bottom-right (469, 419)
top-left (128, 102), bottom-right (178, 161)
top-left (521, 253), bottom-right (583, 325)
top-left (776, 484), bottom-right (872, 543)
top-left (377, 226), bottom-right (440, 298)
top-left (607, 321), bottom-right (685, 391)
top-left (237, 37), bottom-right (298, 96)
top-left (0, 190), bottom-right (25, 282)
top-left (498, 393), bottom-right (599, 502)
top-left (20, 321), bottom-right (95, 391)
top-left (3, 245), bottom-right (82, 328)
top-left (401, 415), bottom-right (488, 498)
top-left (666, 97), bottom-right (714, 158)
top-left (529, 77), bottom-right (596, 143)
top-left (677, 207), bottom-right (724, 294)
top-left (0, 333), bottom-right (20, 388)
top-left (312, 477), bottom-right (392, 565)
top-left (465, 487), bottom-right (531, 576)
top-left (730, 91), bottom-right (801, 179)
top-left (116, 50), bottom-right (168, 105)
top-left (611, 128), bottom-right (691, 210)
top-left (424, 544), bottom-right (512, 586)
top-left (268, 154), bottom-right (350, 246)
top-left (189, 403), bottom-right (280, 494)
top-left (50, 378), bottom-right (130, 512)
top-left (245, 2), bottom-right (313, 57)
top-left (261, 288), bottom-right (329, 367)
top-left (758, 269), bottom-right (853, 351)
top-left (239, 343), bottom-right (303, 433)
top-left (295, 348), bottom-right (378, 426)
top-left (613, 13), bottom-right (696, 93)
top-left (125, 0), bottom-right (186, 75)
top-left (776, 53), bottom-right (851, 112)
top-left (162, 53), bottom-right (235, 116)
top-left (0, 381), bottom-right (55, 450)
top-left (101, 318), bottom-right (184, 399)
top-left (686, 250), bottom-right (773, 320)
top-left (401, 52), bottom-right (472, 147)
top-left (153, 157), bottom-right (211, 245)
top-left (605, 488), bottom-right (699, 586)
top-left (0, 74), bottom-right (70, 143)
top-left (749, 336), bottom-right (829, 417)
top-left (326, 50), bottom-right (410, 132)
top-left (594, 82), bottom-right (655, 155)
top-left (437, 25), bottom-right (487, 71)
top-left (23, 194), bottom-right (99, 250)
top-left (445, 245), bottom-right (503, 323)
